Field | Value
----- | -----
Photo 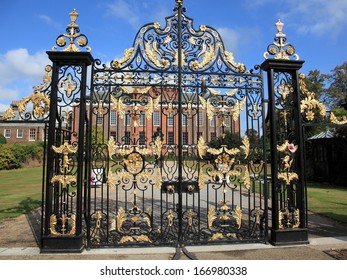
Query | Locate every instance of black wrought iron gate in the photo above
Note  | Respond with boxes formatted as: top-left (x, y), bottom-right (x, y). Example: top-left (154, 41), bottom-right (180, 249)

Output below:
top-left (3, 0), bottom-right (334, 253)
top-left (86, 2), bottom-right (267, 248)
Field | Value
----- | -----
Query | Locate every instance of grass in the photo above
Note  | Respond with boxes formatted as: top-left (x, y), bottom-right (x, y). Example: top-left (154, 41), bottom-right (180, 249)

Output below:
top-left (307, 182), bottom-right (347, 223)
top-left (0, 166), bottom-right (346, 225)
top-left (0, 166), bottom-right (43, 222)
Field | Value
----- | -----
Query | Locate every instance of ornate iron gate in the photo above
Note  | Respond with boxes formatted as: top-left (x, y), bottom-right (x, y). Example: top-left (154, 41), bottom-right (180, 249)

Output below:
top-left (86, 2), bottom-right (267, 248)
top-left (4, 0), bottom-right (341, 253)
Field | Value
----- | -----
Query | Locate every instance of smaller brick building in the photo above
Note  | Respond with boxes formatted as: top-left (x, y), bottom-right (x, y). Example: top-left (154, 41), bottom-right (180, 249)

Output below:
top-left (0, 101), bottom-right (46, 144)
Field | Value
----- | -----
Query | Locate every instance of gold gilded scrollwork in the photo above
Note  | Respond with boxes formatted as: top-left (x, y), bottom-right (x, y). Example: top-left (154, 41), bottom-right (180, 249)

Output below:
top-left (223, 50), bottom-right (246, 73)
top-left (279, 208), bottom-right (300, 229)
top-left (52, 140), bottom-right (78, 173)
top-left (110, 95), bottom-right (126, 120)
top-left (112, 47), bottom-right (135, 68)
top-left (51, 175), bottom-right (76, 189)
top-left (191, 43), bottom-right (215, 70)
top-left (277, 140), bottom-right (299, 185)
top-left (49, 213), bottom-right (76, 236)
top-left (208, 207), bottom-right (216, 229)
top-left (0, 107), bottom-right (15, 121)
top-left (144, 41), bottom-right (169, 68)
top-left (299, 73), bottom-right (327, 121)
top-left (233, 206), bottom-right (242, 229)
top-left (116, 207), bottom-right (126, 232)
top-left (240, 136), bottom-right (250, 159)
top-left (330, 112), bottom-right (347, 125)
top-left (52, 9), bottom-right (91, 52)
top-left (276, 80), bottom-right (293, 101)
top-left (198, 96), bottom-right (214, 121)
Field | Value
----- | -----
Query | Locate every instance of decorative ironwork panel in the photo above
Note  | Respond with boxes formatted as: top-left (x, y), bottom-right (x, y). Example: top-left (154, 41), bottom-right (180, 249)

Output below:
top-left (87, 1), bottom-right (268, 248)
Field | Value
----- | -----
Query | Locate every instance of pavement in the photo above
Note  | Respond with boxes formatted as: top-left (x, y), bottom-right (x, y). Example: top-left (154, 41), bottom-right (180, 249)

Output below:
top-left (0, 211), bottom-right (347, 260)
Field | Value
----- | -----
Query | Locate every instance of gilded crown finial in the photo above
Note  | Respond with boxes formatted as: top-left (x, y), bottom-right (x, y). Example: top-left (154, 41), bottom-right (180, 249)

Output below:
top-left (264, 19), bottom-right (298, 60)
top-left (52, 9), bottom-right (91, 52)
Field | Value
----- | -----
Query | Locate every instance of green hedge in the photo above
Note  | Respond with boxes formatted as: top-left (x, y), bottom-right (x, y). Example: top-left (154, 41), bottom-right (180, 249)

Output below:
top-left (0, 142), bottom-right (44, 170)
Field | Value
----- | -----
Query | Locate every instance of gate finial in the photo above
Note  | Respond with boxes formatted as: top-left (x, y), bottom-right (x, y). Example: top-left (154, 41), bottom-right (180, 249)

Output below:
top-left (52, 8), bottom-right (91, 52)
top-left (264, 19), bottom-right (299, 60)
top-left (176, 0), bottom-right (183, 7)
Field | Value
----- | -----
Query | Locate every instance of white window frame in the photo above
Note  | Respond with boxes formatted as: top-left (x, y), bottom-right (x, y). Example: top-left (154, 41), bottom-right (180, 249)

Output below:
top-left (110, 111), bottom-right (117, 126)
top-left (29, 128), bottom-right (36, 141)
top-left (4, 129), bottom-right (11, 138)
top-left (198, 111), bottom-right (203, 127)
top-left (17, 129), bottom-right (24, 138)
top-left (153, 111), bottom-right (160, 126)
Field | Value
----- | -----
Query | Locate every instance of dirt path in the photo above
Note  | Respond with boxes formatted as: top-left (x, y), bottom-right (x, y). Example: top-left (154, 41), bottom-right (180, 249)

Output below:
top-left (0, 210), bottom-right (40, 248)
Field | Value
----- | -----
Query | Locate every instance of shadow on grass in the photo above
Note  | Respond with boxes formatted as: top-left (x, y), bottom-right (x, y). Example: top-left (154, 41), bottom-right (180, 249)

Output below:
top-left (0, 197), bottom-right (41, 216)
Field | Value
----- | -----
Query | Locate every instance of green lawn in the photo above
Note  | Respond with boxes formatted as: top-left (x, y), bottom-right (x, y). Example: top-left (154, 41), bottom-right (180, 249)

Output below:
top-left (0, 166), bottom-right (43, 222)
top-left (0, 166), bottom-right (346, 225)
top-left (307, 182), bottom-right (347, 223)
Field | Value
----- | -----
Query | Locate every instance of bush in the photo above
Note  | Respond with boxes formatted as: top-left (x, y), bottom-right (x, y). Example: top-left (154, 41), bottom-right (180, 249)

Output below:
top-left (0, 134), bottom-right (6, 144)
top-left (0, 142), bottom-right (44, 170)
top-left (0, 144), bottom-right (21, 170)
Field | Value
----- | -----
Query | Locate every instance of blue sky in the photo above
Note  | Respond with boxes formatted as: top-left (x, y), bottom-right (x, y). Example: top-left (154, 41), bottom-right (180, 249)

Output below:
top-left (1, 0), bottom-right (347, 111)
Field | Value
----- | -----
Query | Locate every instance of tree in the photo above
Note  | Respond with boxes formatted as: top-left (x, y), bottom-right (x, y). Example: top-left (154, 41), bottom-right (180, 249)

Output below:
top-left (244, 128), bottom-right (258, 145)
top-left (327, 62), bottom-right (347, 109)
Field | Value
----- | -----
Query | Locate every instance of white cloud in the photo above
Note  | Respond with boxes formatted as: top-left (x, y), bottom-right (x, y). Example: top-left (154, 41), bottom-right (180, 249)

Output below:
top-left (0, 48), bottom-right (49, 84)
top-left (0, 48), bottom-right (50, 104)
top-left (106, 0), bottom-right (141, 28)
top-left (246, 0), bottom-right (347, 37)
top-left (38, 14), bottom-right (61, 29)
top-left (217, 27), bottom-right (239, 54)
top-left (105, 0), bottom-right (171, 28)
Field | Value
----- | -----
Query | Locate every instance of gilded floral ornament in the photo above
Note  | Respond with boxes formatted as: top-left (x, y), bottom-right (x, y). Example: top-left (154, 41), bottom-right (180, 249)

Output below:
top-left (224, 51), bottom-right (246, 73)
top-left (52, 9), bottom-right (91, 52)
top-left (144, 41), bottom-right (169, 68)
top-left (190, 43), bottom-right (215, 70)
top-left (264, 20), bottom-right (299, 60)
top-left (112, 48), bottom-right (135, 68)
top-left (330, 112), bottom-right (347, 125)
top-left (299, 73), bottom-right (327, 121)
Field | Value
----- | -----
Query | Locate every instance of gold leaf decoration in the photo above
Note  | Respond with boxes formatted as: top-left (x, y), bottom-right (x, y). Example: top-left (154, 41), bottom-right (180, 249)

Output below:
top-left (197, 136), bottom-right (208, 159)
top-left (144, 41), bottom-right (169, 68)
top-left (119, 236), bottom-right (134, 244)
top-left (224, 50), bottom-right (246, 72)
top-left (299, 73), bottom-right (327, 121)
top-left (191, 43), bottom-right (215, 70)
top-left (107, 136), bottom-right (116, 158)
top-left (155, 168), bottom-right (162, 190)
top-left (116, 207), bottom-right (127, 232)
top-left (330, 112), bottom-right (347, 125)
top-left (243, 166), bottom-right (251, 190)
top-left (230, 97), bottom-right (246, 121)
top-left (0, 106), bottom-right (15, 121)
top-left (110, 95), bottom-right (125, 120)
top-left (208, 88), bottom-right (221, 95)
top-left (49, 214), bottom-right (59, 235)
top-left (278, 172), bottom-right (299, 185)
top-left (209, 233), bottom-right (224, 241)
top-left (233, 206), bottom-right (242, 229)
top-left (51, 175), bottom-right (76, 189)
top-left (112, 47), bottom-right (135, 68)
top-left (198, 172), bottom-right (205, 190)
top-left (240, 135), bottom-right (250, 159)
top-left (136, 235), bottom-right (152, 243)
top-left (199, 95), bottom-right (214, 121)
top-left (207, 207), bottom-right (216, 229)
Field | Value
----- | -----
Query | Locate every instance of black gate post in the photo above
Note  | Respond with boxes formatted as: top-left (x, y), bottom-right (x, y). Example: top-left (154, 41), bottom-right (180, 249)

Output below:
top-left (261, 20), bottom-right (308, 245)
top-left (41, 10), bottom-right (93, 252)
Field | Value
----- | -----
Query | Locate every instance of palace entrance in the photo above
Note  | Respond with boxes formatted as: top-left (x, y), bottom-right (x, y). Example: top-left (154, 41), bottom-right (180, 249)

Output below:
top-left (1, 0), bottom-right (329, 253)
